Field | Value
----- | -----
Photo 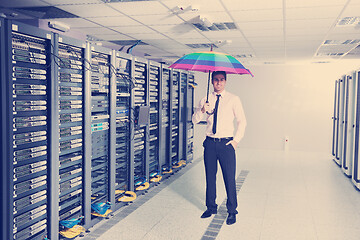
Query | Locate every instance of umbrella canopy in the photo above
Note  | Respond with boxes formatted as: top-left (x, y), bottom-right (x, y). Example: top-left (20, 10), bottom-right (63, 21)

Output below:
top-left (169, 51), bottom-right (253, 102)
top-left (169, 51), bottom-right (253, 76)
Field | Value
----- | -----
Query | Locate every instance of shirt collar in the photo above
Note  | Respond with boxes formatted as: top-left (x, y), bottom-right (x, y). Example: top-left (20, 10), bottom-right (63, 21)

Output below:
top-left (212, 90), bottom-right (226, 98)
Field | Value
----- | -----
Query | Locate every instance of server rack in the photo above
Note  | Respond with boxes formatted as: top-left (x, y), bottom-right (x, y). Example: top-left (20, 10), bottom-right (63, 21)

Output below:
top-left (89, 45), bottom-right (113, 223)
top-left (56, 35), bottom-right (87, 233)
top-left (160, 66), bottom-right (171, 173)
top-left (178, 72), bottom-right (187, 162)
top-left (148, 61), bottom-right (161, 179)
top-left (332, 80), bottom-right (339, 158)
top-left (113, 51), bottom-right (133, 197)
top-left (132, 57), bottom-right (149, 189)
top-left (171, 70), bottom-right (180, 167)
top-left (353, 70), bottom-right (360, 189)
top-left (1, 18), bottom-right (196, 240)
top-left (1, 20), bottom-right (54, 240)
top-left (334, 75), bottom-right (346, 166)
top-left (186, 74), bottom-right (195, 162)
top-left (342, 72), bottom-right (357, 177)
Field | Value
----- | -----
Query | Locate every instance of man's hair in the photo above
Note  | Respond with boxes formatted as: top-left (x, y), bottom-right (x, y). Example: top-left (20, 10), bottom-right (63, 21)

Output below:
top-left (211, 71), bottom-right (227, 80)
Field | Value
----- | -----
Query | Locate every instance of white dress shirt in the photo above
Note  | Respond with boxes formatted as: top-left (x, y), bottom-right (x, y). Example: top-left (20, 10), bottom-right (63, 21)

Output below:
top-left (192, 90), bottom-right (247, 143)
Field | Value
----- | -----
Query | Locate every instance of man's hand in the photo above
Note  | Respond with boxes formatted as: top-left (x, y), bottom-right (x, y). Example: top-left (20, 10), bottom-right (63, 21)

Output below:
top-left (226, 140), bottom-right (238, 149)
top-left (201, 102), bottom-right (210, 113)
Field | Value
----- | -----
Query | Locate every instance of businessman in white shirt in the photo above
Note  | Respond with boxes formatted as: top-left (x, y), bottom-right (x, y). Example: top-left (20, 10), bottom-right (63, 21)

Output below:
top-left (192, 71), bottom-right (246, 225)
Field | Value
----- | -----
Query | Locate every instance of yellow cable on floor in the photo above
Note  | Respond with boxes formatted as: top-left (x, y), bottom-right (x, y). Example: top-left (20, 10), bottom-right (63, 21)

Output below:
top-left (162, 169), bottom-right (173, 174)
top-left (91, 209), bottom-right (112, 218)
top-left (59, 225), bottom-right (85, 239)
top-left (150, 175), bottom-right (162, 183)
top-left (116, 190), bottom-right (137, 202)
top-left (135, 182), bottom-right (150, 191)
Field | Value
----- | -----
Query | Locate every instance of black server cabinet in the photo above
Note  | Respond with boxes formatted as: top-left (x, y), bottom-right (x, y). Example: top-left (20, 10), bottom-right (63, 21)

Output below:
top-left (334, 76), bottom-right (346, 166)
top-left (1, 20), bottom-right (55, 240)
top-left (148, 61), bottom-right (161, 178)
top-left (56, 35), bottom-right (87, 232)
top-left (89, 45), bottom-right (113, 222)
top-left (171, 70), bottom-right (180, 166)
top-left (353, 71), bottom-right (360, 189)
top-left (179, 72), bottom-right (187, 162)
top-left (132, 57), bottom-right (149, 189)
top-left (341, 75), bottom-right (350, 170)
top-left (160, 66), bottom-right (171, 172)
top-left (186, 74), bottom-right (195, 162)
top-left (332, 80), bottom-right (339, 157)
top-left (114, 51), bottom-right (133, 196)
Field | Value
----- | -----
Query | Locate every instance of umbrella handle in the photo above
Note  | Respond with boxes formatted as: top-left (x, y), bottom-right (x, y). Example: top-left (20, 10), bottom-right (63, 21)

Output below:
top-left (206, 71), bottom-right (211, 102)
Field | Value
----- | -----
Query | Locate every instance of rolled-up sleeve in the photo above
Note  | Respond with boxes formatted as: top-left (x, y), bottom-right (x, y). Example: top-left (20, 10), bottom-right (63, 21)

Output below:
top-left (233, 96), bottom-right (247, 143)
top-left (192, 98), bottom-right (206, 124)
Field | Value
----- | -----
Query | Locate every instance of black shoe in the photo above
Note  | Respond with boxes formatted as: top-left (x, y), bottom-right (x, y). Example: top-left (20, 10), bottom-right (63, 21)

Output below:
top-left (200, 209), bottom-right (217, 218)
top-left (226, 213), bottom-right (236, 225)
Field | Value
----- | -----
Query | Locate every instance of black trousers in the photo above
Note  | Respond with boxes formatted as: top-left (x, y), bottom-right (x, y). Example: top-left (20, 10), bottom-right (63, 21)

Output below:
top-left (203, 137), bottom-right (238, 214)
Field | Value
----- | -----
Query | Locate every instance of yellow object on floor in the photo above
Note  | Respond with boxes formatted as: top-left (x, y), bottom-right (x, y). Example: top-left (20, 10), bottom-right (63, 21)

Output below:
top-left (150, 175), bottom-right (162, 183)
top-left (91, 209), bottom-right (112, 218)
top-left (173, 160), bottom-right (186, 168)
top-left (135, 182), bottom-right (149, 191)
top-left (162, 169), bottom-right (173, 174)
top-left (116, 190), bottom-right (137, 202)
top-left (59, 225), bottom-right (85, 239)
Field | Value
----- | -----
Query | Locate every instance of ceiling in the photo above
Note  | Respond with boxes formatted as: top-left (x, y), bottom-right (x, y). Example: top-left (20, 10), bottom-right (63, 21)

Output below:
top-left (1, 0), bottom-right (360, 65)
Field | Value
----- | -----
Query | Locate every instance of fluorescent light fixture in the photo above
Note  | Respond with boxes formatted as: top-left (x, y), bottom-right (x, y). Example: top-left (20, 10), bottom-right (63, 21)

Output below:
top-left (48, 21), bottom-right (70, 32)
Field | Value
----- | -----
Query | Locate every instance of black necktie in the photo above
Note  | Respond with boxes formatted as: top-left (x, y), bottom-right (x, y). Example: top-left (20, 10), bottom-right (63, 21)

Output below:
top-left (212, 94), bottom-right (221, 134)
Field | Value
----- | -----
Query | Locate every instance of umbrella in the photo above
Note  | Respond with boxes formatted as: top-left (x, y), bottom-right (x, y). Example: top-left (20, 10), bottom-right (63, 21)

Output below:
top-left (169, 50), bottom-right (253, 102)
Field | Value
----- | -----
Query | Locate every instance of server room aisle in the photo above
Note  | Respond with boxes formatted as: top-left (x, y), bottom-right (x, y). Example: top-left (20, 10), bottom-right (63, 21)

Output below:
top-left (84, 149), bottom-right (360, 240)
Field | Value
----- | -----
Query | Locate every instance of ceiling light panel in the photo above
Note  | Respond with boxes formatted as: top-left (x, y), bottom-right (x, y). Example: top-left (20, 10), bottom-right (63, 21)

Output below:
top-left (222, 0), bottom-right (283, 10)
top-left (110, 25), bottom-right (156, 34)
top-left (286, 6), bottom-right (343, 20)
top-left (230, 9), bottom-right (283, 22)
top-left (108, 1), bottom-right (169, 15)
top-left (131, 14), bottom-right (184, 25)
top-left (42, 0), bottom-right (102, 5)
top-left (286, 0), bottom-right (346, 8)
top-left (57, 4), bottom-right (121, 17)
top-left (0, 0), bottom-right (51, 7)
top-left (86, 16), bottom-right (141, 26)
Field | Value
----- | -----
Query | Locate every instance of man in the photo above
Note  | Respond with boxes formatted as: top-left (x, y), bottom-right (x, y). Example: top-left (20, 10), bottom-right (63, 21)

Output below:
top-left (192, 71), bottom-right (246, 225)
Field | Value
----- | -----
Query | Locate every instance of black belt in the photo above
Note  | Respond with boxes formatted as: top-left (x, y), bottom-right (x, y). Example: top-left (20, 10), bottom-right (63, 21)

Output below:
top-left (206, 136), bottom-right (233, 142)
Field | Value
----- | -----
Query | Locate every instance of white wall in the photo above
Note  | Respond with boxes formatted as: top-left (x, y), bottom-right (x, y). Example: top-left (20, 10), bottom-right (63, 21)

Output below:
top-left (193, 60), bottom-right (360, 154)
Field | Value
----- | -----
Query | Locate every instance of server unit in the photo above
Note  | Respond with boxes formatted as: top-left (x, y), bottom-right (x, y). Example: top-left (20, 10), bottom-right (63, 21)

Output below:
top-left (148, 61), bottom-right (161, 179)
top-left (178, 72), bottom-right (187, 162)
top-left (114, 52), bottom-right (133, 196)
top-left (160, 66), bottom-right (171, 172)
top-left (334, 75), bottom-right (346, 166)
top-left (352, 70), bottom-right (360, 189)
top-left (171, 70), bottom-right (180, 167)
top-left (89, 46), bottom-right (112, 220)
top-left (1, 20), bottom-right (53, 240)
top-left (132, 57), bottom-right (149, 189)
top-left (186, 74), bottom-right (195, 162)
top-left (57, 35), bottom-right (86, 231)
top-left (342, 72), bottom-right (358, 177)
top-left (332, 80), bottom-right (339, 158)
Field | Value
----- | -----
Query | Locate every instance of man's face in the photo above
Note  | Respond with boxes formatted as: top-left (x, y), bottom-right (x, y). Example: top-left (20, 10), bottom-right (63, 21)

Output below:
top-left (212, 73), bottom-right (226, 93)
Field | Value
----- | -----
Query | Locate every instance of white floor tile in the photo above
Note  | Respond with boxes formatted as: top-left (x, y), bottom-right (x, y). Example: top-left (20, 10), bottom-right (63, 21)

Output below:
top-left (88, 149), bottom-right (360, 240)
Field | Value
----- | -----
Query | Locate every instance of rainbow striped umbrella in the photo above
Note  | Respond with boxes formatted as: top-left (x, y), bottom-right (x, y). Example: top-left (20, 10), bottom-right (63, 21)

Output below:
top-left (169, 51), bottom-right (253, 101)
